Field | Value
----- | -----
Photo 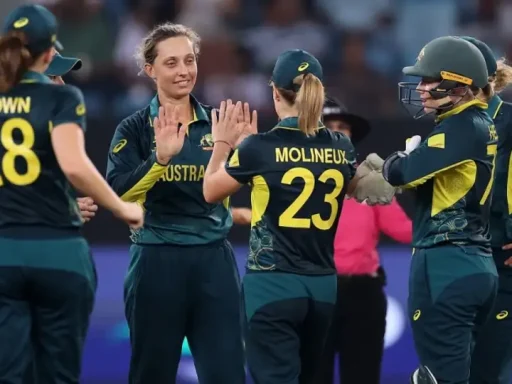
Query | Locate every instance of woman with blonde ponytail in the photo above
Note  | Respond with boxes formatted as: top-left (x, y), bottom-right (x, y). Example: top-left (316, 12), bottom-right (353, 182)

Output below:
top-left (461, 36), bottom-right (512, 384)
top-left (202, 48), bottom-right (395, 383)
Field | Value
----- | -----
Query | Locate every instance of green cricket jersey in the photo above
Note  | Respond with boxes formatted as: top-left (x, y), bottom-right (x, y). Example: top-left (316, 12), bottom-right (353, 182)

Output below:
top-left (384, 100), bottom-right (496, 250)
top-left (487, 95), bottom-right (512, 248)
top-left (106, 95), bottom-right (232, 245)
top-left (0, 71), bottom-right (86, 237)
top-left (225, 117), bottom-right (356, 275)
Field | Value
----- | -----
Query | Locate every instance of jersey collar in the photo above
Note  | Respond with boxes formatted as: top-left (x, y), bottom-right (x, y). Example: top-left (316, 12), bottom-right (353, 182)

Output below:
top-left (486, 94), bottom-right (503, 120)
top-left (273, 117), bottom-right (325, 131)
top-left (20, 71), bottom-right (52, 84)
top-left (436, 99), bottom-right (488, 123)
top-left (149, 94), bottom-right (208, 128)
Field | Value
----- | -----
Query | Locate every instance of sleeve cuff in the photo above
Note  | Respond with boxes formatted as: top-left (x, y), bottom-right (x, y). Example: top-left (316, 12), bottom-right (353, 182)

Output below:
top-left (151, 151), bottom-right (171, 167)
top-left (382, 152), bottom-right (404, 183)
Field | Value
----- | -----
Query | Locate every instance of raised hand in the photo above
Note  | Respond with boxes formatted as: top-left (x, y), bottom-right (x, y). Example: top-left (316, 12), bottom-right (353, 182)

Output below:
top-left (211, 99), bottom-right (243, 149)
top-left (235, 102), bottom-right (258, 147)
top-left (154, 104), bottom-right (187, 165)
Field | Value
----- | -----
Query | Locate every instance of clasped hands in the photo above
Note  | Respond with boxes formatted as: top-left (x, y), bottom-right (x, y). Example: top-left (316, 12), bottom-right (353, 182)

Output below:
top-left (351, 135), bottom-right (421, 206)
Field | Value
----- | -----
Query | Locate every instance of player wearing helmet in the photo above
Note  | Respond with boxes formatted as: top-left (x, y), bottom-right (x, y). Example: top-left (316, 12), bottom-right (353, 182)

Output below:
top-left (380, 36), bottom-right (499, 384)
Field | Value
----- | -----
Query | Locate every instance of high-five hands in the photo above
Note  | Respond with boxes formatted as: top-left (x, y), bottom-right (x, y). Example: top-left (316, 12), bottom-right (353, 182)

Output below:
top-left (154, 104), bottom-right (187, 165)
top-left (235, 102), bottom-right (258, 147)
top-left (212, 100), bottom-right (258, 149)
top-left (212, 100), bottom-right (242, 149)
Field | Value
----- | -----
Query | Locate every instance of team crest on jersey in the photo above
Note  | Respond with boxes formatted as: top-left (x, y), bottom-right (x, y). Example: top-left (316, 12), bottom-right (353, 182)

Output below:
top-left (199, 133), bottom-right (214, 150)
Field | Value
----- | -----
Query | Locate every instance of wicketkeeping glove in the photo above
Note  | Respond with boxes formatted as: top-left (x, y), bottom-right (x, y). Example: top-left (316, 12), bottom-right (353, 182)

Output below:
top-left (352, 154), bottom-right (397, 205)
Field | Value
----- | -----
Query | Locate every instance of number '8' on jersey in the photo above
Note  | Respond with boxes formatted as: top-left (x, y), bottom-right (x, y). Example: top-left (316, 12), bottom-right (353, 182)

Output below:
top-left (0, 72), bottom-right (86, 229)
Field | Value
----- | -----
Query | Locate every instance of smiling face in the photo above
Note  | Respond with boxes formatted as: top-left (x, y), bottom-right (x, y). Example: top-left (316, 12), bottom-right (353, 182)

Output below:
top-left (144, 36), bottom-right (198, 99)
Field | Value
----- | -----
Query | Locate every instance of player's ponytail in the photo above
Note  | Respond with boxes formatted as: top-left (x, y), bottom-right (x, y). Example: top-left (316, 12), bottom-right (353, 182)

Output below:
top-left (0, 31), bottom-right (33, 93)
top-left (294, 73), bottom-right (325, 136)
top-left (494, 58), bottom-right (512, 94)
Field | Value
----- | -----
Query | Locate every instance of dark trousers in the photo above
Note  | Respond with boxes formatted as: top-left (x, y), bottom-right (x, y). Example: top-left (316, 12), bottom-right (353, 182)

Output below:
top-left (470, 248), bottom-right (512, 384)
top-left (316, 271), bottom-right (387, 384)
top-left (243, 272), bottom-right (337, 384)
top-left (0, 236), bottom-right (96, 384)
top-left (409, 246), bottom-right (497, 384)
top-left (125, 240), bottom-right (245, 384)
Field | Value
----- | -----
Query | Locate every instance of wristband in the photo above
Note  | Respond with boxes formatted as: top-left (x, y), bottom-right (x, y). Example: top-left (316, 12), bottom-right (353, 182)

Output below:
top-left (214, 140), bottom-right (233, 150)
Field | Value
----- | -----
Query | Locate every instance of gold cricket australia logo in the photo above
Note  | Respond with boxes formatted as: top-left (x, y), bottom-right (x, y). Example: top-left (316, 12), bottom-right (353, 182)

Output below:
top-left (199, 133), bottom-right (214, 150)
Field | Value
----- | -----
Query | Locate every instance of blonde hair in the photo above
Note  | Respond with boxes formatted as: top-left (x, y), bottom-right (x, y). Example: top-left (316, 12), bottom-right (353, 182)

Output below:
top-left (475, 58), bottom-right (512, 102)
top-left (494, 58), bottom-right (512, 93)
top-left (277, 73), bottom-right (325, 136)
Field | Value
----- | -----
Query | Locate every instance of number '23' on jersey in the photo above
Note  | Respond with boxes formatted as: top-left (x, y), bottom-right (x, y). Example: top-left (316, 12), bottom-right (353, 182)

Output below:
top-left (0, 72), bottom-right (86, 229)
top-left (226, 118), bottom-right (357, 275)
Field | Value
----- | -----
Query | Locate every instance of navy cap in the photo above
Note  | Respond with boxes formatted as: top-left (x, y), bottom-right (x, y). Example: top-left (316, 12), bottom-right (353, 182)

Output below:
top-left (271, 49), bottom-right (323, 91)
top-left (3, 5), bottom-right (62, 55)
top-left (460, 36), bottom-right (497, 76)
top-left (45, 52), bottom-right (82, 76)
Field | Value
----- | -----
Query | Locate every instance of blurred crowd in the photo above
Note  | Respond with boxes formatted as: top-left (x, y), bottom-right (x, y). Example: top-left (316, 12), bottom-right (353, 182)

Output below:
top-left (17, 0), bottom-right (512, 121)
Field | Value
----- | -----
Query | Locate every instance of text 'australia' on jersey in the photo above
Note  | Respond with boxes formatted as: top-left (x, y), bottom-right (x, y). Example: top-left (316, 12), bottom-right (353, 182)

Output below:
top-left (385, 100), bottom-right (495, 250)
top-left (105, 95), bottom-right (233, 246)
top-left (226, 117), bottom-right (357, 275)
top-left (0, 71), bottom-right (86, 230)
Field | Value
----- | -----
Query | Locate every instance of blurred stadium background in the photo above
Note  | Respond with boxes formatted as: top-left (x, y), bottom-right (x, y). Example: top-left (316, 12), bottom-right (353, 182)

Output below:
top-left (2, 0), bottom-right (511, 382)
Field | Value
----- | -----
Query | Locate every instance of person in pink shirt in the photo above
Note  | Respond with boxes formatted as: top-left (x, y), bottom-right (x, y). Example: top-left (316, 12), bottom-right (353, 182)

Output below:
top-left (317, 98), bottom-right (413, 384)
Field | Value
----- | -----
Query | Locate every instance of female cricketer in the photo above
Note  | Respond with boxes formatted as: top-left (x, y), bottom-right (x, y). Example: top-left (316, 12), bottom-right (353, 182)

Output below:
top-left (105, 23), bottom-right (248, 383)
top-left (380, 36), bottom-right (499, 384)
top-left (318, 97), bottom-right (413, 384)
top-left (0, 4), bottom-right (143, 383)
top-left (201, 49), bottom-right (396, 383)
top-left (459, 37), bottom-right (512, 384)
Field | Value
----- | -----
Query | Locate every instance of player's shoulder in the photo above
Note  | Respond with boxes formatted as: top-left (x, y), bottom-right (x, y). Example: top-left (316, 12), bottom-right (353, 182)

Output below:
top-left (316, 127), bottom-right (355, 150)
top-left (499, 100), bottom-right (512, 119)
top-left (439, 106), bottom-right (491, 137)
top-left (236, 133), bottom-right (264, 153)
top-left (200, 102), bottom-right (214, 116)
top-left (116, 106), bottom-right (150, 137)
top-left (49, 83), bottom-right (84, 103)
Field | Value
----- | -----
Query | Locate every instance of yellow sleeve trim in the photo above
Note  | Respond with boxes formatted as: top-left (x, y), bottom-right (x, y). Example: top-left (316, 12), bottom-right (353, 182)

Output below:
top-left (120, 162), bottom-right (167, 203)
top-left (402, 159), bottom-right (472, 189)
top-left (427, 133), bottom-right (445, 149)
top-left (229, 149), bottom-right (240, 167)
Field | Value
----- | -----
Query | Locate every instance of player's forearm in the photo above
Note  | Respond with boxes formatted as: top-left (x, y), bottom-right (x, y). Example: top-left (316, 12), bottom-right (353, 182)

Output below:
top-left (64, 159), bottom-right (126, 216)
top-left (232, 207), bottom-right (251, 225)
top-left (107, 152), bottom-right (168, 202)
top-left (52, 124), bottom-right (126, 215)
top-left (383, 152), bottom-right (407, 187)
top-left (383, 150), bottom-right (466, 189)
top-left (206, 142), bottom-right (231, 176)
top-left (203, 142), bottom-right (232, 202)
